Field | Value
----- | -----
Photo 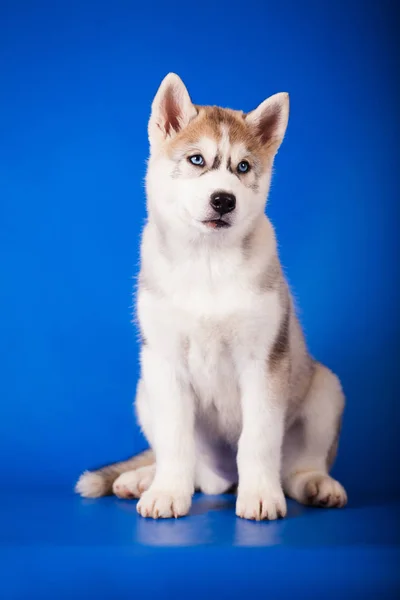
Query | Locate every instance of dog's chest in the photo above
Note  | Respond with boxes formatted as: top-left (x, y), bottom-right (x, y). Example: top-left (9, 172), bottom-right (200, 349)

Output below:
top-left (165, 261), bottom-right (243, 404)
top-left (186, 320), bottom-right (237, 394)
top-left (173, 268), bottom-right (263, 430)
top-left (142, 250), bottom-right (279, 437)
top-left (185, 320), bottom-right (242, 441)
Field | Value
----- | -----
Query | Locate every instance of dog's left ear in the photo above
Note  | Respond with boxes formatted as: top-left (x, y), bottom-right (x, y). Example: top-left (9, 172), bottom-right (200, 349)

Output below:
top-left (245, 92), bottom-right (289, 151)
top-left (148, 73), bottom-right (197, 150)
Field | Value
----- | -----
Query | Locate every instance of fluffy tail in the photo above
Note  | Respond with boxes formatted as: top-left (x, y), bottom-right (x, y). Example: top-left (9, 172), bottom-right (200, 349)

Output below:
top-left (75, 449), bottom-right (155, 498)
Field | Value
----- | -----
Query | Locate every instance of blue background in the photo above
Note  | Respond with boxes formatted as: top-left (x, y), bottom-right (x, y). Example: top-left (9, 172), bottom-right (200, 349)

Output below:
top-left (0, 1), bottom-right (399, 598)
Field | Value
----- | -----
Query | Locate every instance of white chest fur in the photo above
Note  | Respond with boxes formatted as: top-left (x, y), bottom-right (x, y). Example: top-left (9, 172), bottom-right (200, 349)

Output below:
top-left (138, 232), bottom-right (281, 449)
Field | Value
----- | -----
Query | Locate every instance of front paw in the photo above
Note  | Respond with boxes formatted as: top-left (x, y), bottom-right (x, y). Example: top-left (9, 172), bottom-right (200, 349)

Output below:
top-left (236, 486), bottom-right (287, 521)
top-left (137, 488), bottom-right (192, 519)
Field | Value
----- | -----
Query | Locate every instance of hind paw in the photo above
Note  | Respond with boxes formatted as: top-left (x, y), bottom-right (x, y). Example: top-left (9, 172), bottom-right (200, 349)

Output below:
top-left (113, 465), bottom-right (155, 499)
top-left (287, 472), bottom-right (347, 508)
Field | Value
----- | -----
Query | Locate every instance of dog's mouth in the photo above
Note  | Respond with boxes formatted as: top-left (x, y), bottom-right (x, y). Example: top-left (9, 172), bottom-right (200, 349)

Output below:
top-left (202, 219), bottom-right (231, 229)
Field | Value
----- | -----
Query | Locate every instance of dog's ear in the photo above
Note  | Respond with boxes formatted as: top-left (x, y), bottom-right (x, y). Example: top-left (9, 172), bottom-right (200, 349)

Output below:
top-left (148, 73), bottom-right (197, 150)
top-left (245, 92), bottom-right (289, 151)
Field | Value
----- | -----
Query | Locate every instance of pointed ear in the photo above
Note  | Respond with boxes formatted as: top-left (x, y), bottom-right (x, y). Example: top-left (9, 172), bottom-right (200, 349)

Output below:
top-left (148, 73), bottom-right (198, 149)
top-left (245, 92), bottom-right (289, 151)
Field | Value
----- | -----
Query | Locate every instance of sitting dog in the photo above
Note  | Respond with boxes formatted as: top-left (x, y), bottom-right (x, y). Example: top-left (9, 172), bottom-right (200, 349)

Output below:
top-left (76, 73), bottom-right (347, 520)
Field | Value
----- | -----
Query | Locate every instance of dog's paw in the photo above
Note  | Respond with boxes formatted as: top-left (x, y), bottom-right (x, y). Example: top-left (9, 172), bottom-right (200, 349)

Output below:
top-left (303, 474), bottom-right (347, 508)
top-left (236, 487), bottom-right (287, 521)
top-left (113, 465), bottom-right (155, 499)
top-left (137, 489), bottom-right (191, 519)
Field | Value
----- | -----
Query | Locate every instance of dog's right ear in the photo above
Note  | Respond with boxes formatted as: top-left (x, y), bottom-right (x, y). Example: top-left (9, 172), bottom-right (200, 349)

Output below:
top-left (148, 73), bottom-right (197, 150)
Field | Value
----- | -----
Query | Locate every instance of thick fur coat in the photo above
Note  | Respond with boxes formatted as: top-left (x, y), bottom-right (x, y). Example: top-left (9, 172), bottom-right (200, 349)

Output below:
top-left (76, 74), bottom-right (347, 520)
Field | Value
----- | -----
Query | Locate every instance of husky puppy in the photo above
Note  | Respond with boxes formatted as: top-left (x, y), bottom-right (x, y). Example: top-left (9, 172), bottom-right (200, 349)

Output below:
top-left (76, 74), bottom-right (347, 520)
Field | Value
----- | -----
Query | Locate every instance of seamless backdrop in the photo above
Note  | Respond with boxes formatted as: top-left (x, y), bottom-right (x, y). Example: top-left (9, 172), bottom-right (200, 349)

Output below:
top-left (0, 0), bottom-right (399, 499)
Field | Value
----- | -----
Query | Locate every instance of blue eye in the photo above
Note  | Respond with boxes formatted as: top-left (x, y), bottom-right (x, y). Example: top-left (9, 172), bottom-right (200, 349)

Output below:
top-left (237, 160), bottom-right (250, 173)
top-left (189, 154), bottom-right (205, 167)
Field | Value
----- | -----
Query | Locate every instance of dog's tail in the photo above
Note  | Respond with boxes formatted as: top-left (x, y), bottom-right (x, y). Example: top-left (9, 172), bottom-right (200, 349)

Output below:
top-left (75, 449), bottom-right (155, 498)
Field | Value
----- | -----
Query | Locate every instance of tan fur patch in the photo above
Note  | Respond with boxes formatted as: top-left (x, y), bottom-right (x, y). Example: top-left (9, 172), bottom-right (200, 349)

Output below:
top-left (167, 105), bottom-right (275, 167)
top-left (88, 449), bottom-right (155, 495)
top-left (326, 416), bottom-right (342, 469)
top-left (269, 300), bottom-right (291, 372)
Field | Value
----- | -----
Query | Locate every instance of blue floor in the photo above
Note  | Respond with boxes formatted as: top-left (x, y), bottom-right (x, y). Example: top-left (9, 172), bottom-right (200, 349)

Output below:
top-left (1, 491), bottom-right (399, 599)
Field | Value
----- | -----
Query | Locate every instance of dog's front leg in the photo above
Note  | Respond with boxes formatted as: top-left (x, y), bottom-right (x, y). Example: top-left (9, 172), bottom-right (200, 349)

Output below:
top-left (137, 348), bottom-right (195, 519)
top-left (236, 360), bottom-right (287, 521)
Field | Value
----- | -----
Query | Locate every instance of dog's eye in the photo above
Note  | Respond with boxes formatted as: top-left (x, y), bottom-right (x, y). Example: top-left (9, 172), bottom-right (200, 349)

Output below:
top-left (237, 160), bottom-right (250, 174)
top-left (189, 154), bottom-right (205, 167)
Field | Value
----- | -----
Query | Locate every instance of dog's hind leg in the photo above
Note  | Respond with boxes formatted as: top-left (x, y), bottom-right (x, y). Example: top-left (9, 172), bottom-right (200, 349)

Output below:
top-left (113, 464), bottom-right (156, 499)
top-left (282, 362), bottom-right (347, 508)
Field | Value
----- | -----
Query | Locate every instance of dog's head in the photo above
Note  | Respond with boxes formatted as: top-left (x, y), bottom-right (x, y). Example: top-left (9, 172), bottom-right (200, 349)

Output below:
top-left (145, 73), bottom-right (289, 240)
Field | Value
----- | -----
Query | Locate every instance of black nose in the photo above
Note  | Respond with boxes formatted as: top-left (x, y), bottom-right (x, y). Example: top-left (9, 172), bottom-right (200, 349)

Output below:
top-left (210, 192), bottom-right (236, 216)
